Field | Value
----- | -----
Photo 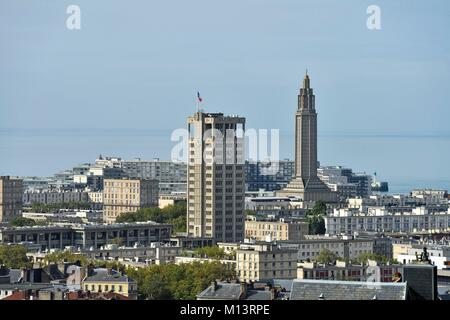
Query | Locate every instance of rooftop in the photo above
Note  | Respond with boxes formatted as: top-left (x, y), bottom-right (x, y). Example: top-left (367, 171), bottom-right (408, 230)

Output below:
top-left (84, 270), bottom-right (134, 284)
top-left (197, 282), bottom-right (242, 300)
top-left (289, 279), bottom-right (407, 300)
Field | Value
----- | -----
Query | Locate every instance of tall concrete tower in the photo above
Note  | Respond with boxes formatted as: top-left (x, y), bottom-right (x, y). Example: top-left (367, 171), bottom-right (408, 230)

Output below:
top-left (187, 112), bottom-right (246, 243)
top-left (277, 73), bottom-right (337, 202)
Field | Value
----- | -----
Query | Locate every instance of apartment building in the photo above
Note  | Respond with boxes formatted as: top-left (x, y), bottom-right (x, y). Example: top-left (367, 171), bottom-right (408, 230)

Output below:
top-left (297, 260), bottom-right (403, 282)
top-left (187, 112), bottom-right (246, 242)
top-left (325, 206), bottom-right (450, 235)
top-left (103, 178), bottom-right (159, 223)
top-left (278, 236), bottom-right (374, 261)
top-left (23, 190), bottom-right (90, 206)
top-left (0, 221), bottom-right (172, 250)
top-left (245, 216), bottom-right (309, 241)
top-left (0, 176), bottom-right (23, 223)
top-left (236, 242), bottom-right (297, 283)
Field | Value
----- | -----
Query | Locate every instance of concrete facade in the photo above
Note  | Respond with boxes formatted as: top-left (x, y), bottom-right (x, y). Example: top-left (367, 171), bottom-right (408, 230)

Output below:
top-left (236, 243), bottom-right (297, 283)
top-left (325, 206), bottom-right (450, 235)
top-left (103, 178), bottom-right (159, 223)
top-left (278, 236), bottom-right (374, 261)
top-left (187, 112), bottom-right (246, 243)
top-left (276, 74), bottom-right (337, 202)
top-left (244, 217), bottom-right (309, 241)
top-left (0, 176), bottom-right (23, 223)
top-left (0, 221), bottom-right (172, 250)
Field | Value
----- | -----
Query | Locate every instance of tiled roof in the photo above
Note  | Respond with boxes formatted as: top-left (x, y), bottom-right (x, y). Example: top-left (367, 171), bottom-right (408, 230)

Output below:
top-left (197, 282), bottom-right (242, 300)
top-left (290, 279), bottom-right (407, 300)
top-left (84, 273), bottom-right (131, 283)
top-left (245, 290), bottom-right (272, 300)
top-left (270, 279), bottom-right (294, 291)
top-left (84, 269), bottom-right (134, 283)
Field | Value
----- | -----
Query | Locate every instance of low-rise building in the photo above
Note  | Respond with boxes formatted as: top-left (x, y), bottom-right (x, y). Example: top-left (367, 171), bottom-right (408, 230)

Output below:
top-left (80, 243), bottom-right (182, 265)
top-left (244, 216), bottom-right (309, 241)
top-left (235, 242), bottom-right (297, 283)
top-left (0, 221), bottom-right (172, 250)
top-left (103, 178), bottom-right (159, 223)
top-left (0, 176), bottom-right (23, 223)
top-left (174, 256), bottom-right (236, 271)
top-left (317, 166), bottom-right (372, 199)
top-left (158, 194), bottom-right (186, 209)
top-left (297, 260), bottom-right (403, 282)
top-left (23, 190), bottom-right (90, 206)
top-left (22, 210), bottom-right (103, 224)
top-left (88, 191), bottom-right (103, 210)
top-left (278, 235), bottom-right (374, 261)
top-left (245, 197), bottom-right (307, 217)
top-left (197, 281), bottom-right (276, 300)
top-left (82, 268), bottom-right (137, 299)
top-left (325, 206), bottom-right (450, 236)
top-left (396, 244), bottom-right (450, 270)
top-left (289, 279), bottom-right (407, 300)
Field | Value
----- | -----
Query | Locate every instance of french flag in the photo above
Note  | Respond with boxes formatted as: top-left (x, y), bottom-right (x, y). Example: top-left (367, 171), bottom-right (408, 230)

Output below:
top-left (197, 91), bottom-right (203, 102)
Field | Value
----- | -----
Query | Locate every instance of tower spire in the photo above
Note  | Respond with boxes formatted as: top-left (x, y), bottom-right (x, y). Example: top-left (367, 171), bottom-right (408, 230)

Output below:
top-left (303, 70), bottom-right (310, 89)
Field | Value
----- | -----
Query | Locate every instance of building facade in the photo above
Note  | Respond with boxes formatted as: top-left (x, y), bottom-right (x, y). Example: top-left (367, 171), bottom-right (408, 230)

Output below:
top-left (0, 176), bottom-right (23, 223)
top-left (103, 178), bottom-right (159, 223)
top-left (23, 190), bottom-right (90, 206)
top-left (244, 216), bottom-right (309, 241)
top-left (317, 166), bottom-right (372, 199)
top-left (325, 207), bottom-right (450, 235)
top-left (297, 260), bottom-right (403, 282)
top-left (82, 269), bottom-right (137, 299)
top-left (394, 244), bottom-right (450, 270)
top-left (0, 221), bottom-right (172, 250)
top-left (187, 112), bottom-right (246, 243)
top-left (121, 158), bottom-right (187, 195)
top-left (236, 243), bottom-right (297, 283)
top-left (245, 160), bottom-right (295, 192)
top-left (278, 236), bottom-right (374, 261)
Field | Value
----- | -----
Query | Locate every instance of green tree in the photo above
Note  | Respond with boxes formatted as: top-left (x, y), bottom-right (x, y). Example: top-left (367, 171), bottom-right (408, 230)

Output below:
top-left (0, 245), bottom-right (31, 268)
top-left (356, 252), bottom-right (389, 264)
top-left (110, 237), bottom-right (124, 246)
top-left (193, 246), bottom-right (230, 259)
top-left (9, 217), bottom-right (36, 227)
top-left (306, 200), bottom-right (327, 235)
top-left (126, 261), bottom-right (235, 300)
top-left (244, 209), bottom-right (256, 216)
top-left (44, 251), bottom-right (89, 266)
top-left (116, 204), bottom-right (187, 233)
top-left (315, 249), bottom-right (339, 264)
top-left (29, 201), bottom-right (91, 213)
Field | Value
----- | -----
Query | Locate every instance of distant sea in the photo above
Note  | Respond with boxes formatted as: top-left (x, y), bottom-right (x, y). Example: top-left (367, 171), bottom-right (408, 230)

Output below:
top-left (1, 128), bottom-right (449, 193)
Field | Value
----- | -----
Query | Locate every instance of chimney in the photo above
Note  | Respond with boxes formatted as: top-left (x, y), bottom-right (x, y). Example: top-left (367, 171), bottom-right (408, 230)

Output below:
top-left (403, 264), bottom-right (438, 300)
top-left (239, 282), bottom-right (247, 298)
top-left (211, 281), bottom-right (217, 293)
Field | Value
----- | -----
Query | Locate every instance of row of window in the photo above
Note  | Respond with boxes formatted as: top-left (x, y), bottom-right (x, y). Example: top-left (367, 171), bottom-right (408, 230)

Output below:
top-left (84, 284), bottom-right (124, 293)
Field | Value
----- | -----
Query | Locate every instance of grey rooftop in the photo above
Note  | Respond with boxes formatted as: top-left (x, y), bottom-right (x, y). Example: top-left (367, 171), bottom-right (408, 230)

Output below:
top-left (289, 279), bottom-right (407, 300)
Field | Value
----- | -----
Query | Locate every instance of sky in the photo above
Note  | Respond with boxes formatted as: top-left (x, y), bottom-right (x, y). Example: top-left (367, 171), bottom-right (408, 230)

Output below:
top-left (1, 0), bottom-right (450, 187)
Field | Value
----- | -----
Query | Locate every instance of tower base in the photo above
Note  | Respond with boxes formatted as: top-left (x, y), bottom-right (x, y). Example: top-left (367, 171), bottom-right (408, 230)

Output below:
top-left (276, 177), bottom-right (338, 203)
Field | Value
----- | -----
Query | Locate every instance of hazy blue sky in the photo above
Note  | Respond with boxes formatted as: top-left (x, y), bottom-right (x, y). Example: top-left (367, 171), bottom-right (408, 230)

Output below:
top-left (1, 0), bottom-right (450, 188)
